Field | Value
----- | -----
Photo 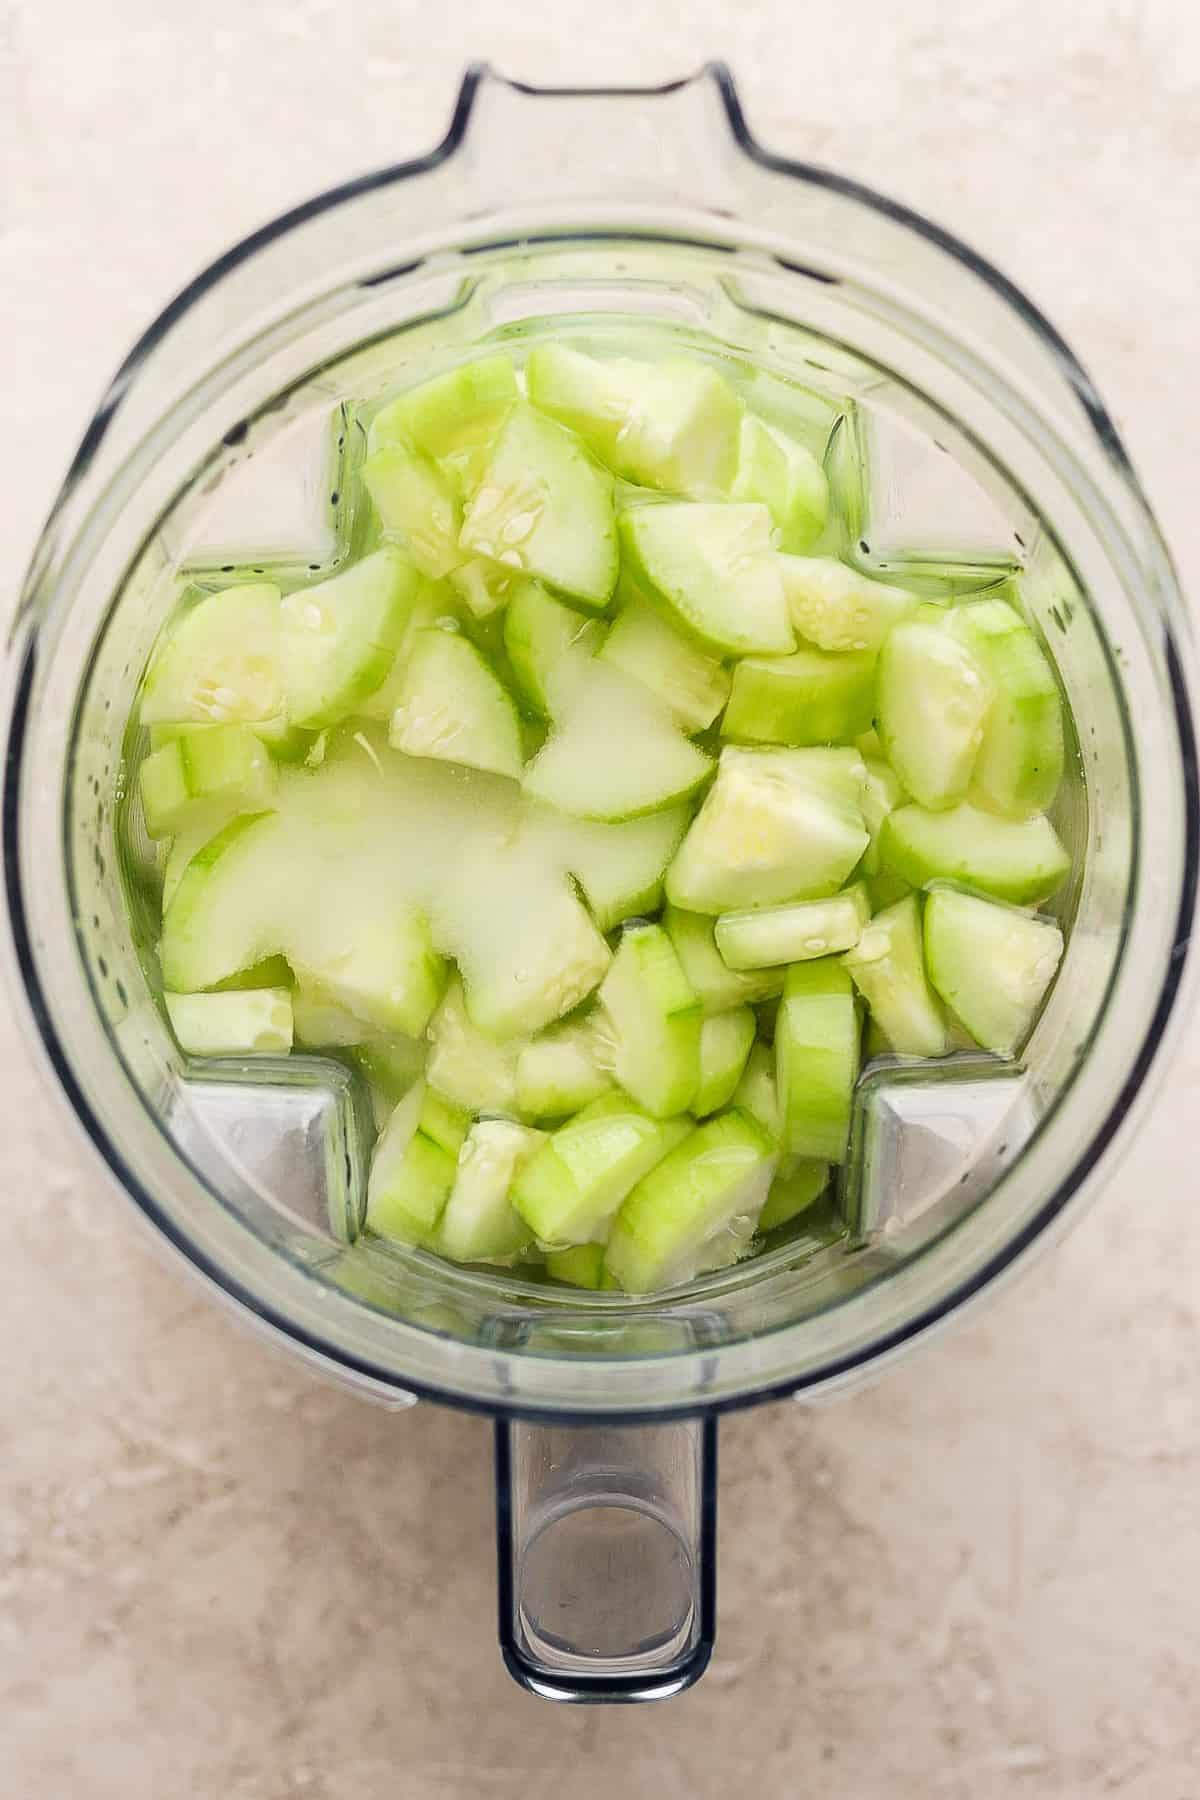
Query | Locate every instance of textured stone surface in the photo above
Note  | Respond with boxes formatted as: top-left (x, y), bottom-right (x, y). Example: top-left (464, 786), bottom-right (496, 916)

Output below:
top-left (2, 3), bottom-right (1199, 1794)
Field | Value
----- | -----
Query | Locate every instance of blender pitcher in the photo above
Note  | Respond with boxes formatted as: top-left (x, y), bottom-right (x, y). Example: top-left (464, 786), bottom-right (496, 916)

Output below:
top-left (4, 66), bottom-right (1197, 1703)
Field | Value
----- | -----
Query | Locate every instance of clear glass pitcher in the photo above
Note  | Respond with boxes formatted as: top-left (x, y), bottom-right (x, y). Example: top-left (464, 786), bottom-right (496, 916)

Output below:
top-left (4, 66), bottom-right (1197, 1703)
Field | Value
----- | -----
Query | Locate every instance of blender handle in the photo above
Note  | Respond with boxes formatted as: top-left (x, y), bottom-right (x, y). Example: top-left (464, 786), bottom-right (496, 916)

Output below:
top-left (494, 1415), bottom-right (717, 1701)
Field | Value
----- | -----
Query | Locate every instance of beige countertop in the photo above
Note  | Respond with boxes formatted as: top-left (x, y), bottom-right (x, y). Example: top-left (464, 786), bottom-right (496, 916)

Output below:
top-left (3, 3), bottom-right (1199, 1795)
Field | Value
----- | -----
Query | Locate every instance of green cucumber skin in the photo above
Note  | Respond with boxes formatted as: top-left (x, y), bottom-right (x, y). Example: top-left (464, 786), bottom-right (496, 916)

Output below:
top-left (722, 646), bottom-right (876, 747)
top-left (775, 961), bottom-right (860, 1164)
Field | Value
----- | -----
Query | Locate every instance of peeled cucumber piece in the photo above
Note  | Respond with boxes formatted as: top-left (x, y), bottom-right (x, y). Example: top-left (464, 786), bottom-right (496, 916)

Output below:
top-left (877, 617), bottom-right (991, 809)
top-left (605, 1110), bottom-right (777, 1294)
top-left (880, 801), bottom-right (1070, 905)
top-left (842, 894), bottom-right (948, 1057)
top-left (389, 628), bottom-right (523, 779)
top-left (545, 1243), bottom-right (614, 1289)
top-left (139, 723), bottom-right (276, 840)
top-left (924, 887), bottom-right (1063, 1055)
top-left (437, 1119), bottom-right (543, 1264)
top-left (532, 803), bottom-right (690, 931)
top-left (459, 405), bottom-right (618, 610)
top-left (664, 906), bottom-right (785, 1015)
top-left (598, 594), bottom-right (730, 731)
top-left (758, 1157), bottom-right (831, 1232)
top-left (619, 503), bottom-right (794, 656)
top-left (948, 598), bottom-right (1065, 816)
top-left (525, 344), bottom-right (742, 495)
top-left (599, 922), bottom-right (701, 1118)
top-left (731, 415), bottom-right (829, 549)
top-left (776, 959), bottom-right (860, 1163)
top-left (280, 547), bottom-right (418, 729)
top-left (693, 1006), bottom-right (757, 1117)
top-left (165, 988), bottom-right (293, 1056)
top-left (370, 354), bottom-right (518, 471)
top-left (425, 980), bottom-right (521, 1114)
top-left (140, 582), bottom-right (289, 743)
top-left (366, 1081), bottom-right (457, 1246)
top-left (715, 884), bottom-right (871, 971)
top-left (666, 746), bottom-right (869, 913)
top-left (522, 660), bottom-right (712, 821)
top-left (778, 557), bottom-right (918, 653)
top-left (722, 645), bottom-right (876, 746)
top-left (512, 1092), bottom-right (691, 1247)
top-left (516, 1014), bottom-right (615, 1119)
top-left (502, 580), bottom-right (603, 718)
top-left (361, 443), bottom-right (464, 579)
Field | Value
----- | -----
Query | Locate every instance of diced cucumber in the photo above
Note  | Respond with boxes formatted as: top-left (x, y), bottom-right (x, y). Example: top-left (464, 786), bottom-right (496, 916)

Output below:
top-left (860, 755), bottom-right (906, 874)
top-left (948, 598), bottom-right (1065, 816)
top-left (418, 1087), bottom-right (472, 1158)
top-left (389, 628), bottom-right (524, 780)
top-left (502, 580), bottom-right (602, 718)
top-left (165, 988), bottom-right (293, 1056)
top-left (351, 1035), bottom-right (427, 1104)
top-left (880, 801), bottom-right (1070, 905)
top-left (599, 922), bottom-right (701, 1118)
top-left (140, 583), bottom-right (289, 741)
top-left (139, 724), bottom-right (277, 841)
top-left (516, 1014), bottom-right (615, 1119)
top-left (280, 548), bottom-right (418, 729)
top-left (459, 405), bottom-right (618, 610)
top-left (545, 1243), bottom-right (614, 1289)
top-left (370, 354), bottom-right (518, 470)
top-left (693, 1006), bottom-right (757, 1117)
top-left (924, 887), bottom-right (1063, 1055)
top-left (619, 503), bottom-right (794, 656)
top-left (437, 1119), bottom-right (543, 1264)
top-left (731, 415), bottom-right (829, 549)
top-left (732, 1039), bottom-right (780, 1141)
top-left (447, 557), bottom-right (521, 620)
top-left (361, 444), bottom-right (464, 579)
top-left (722, 645), bottom-right (876, 746)
top-left (665, 746), bottom-right (868, 913)
top-left (865, 868), bottom-right (914, 912)
top-left (778, 557), bottom-right (918, 653)
top-left (715, 884), bottom-right (871, 970)
top-left (775, 960), bottom-right (860, 1162)
top-left (605, 1110), bottom-right (776, 1293)
top-left (292, 981), bottom-right (374, 1047)
top-left (877, 617), bottom-right (991, 808)
top-left (841, 894), bottom-right (948, 1057)
top-left (526, 345), bottom-right (742, 494)
top-left (522, 661), bottom-right (713, 821)
top-left (287, 909), bottom-right (446, 1039)
top-left (425, 980), bottom-right (521, 1114)
top-left (365, 1081), bottom-right (457, 1245)
top-left (512, 1092), bottom-right (691, 1247)
top-left (758, 1157), bottom-right (831, 1232)
top-left (532, 802), bottom-right (690, 931)
top-left (664, 905), bottom-right (785, 1015)
top-left (597, 593), bottom-right (730, 731)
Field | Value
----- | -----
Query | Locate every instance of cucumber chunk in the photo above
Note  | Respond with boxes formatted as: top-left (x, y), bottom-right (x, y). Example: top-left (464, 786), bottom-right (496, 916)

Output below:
top-left (389, 627), bottom-right (524, 779)
top-left (715, 884), bottom-right (871, 970)
top-left (693, 1006), bottom-right (757, 1117)
top-left (522, 660), bottom-right (713, 821)
top-left (732, 1039), bottom-right (780, 1142)
top-left (877, 617), bottom-right (991, 808)
top-left (526, 345), bottom-right (742, 494)
top-left (860, 755), bottom-right (907, 874)
top-left (605, 1110), bottom-right (776, 1293)
top-left (775, 959), bottom-right (860, 1162)
top-left (512, 1092), bottom-right (691, 1247)
top-left (459, 405), bottom-right (618, 609)
top-left (731, 415), bottom-right (829, 549)
top-left (366, 1081), bottom-right (457, 1245)
top-left (281, 547), bottom-right (418, 729)
top-left (545, 1243), bottom-right (614, 1289)
top-left (516, 1014), bottom-right (615, 1119)
top-left (361, 443), bottom-right (464, 579)
top-left (532, 803), bottom-right (690, 931)
top-left (165, 987), bottom-right (293, 1056)
top-left (292, 981), bottom-right (375, 1048)
top-left (722, 644), bottom-right (876, 746)
top-left (948, 598), bottom-right (1065, 816)
top-left (437, 1119), bottom-right (543, 1264)
top-left (502, 580), bottom-right (603, 718)
top-left (140, 582), bottom-right (288, 742)
top-left (778, 557), bottom-right (918, 653)
top-left (370, 354), bottom-right (518, 469)
top-left (758, 1157), bottom-right (831, 1232)
top-left (356, 579), bottom-right (462, 722)
top-left (665, 746), bottom-right (869, 913)
top-left (598, 593), bottom-right (730, 731)
top-left (425, 980), bottom-right (521, 1114)
top-left (619, 502), bottom-right (794, 656)
top-left (880, 801), bottom-right (1070, 905)
top-left (924, 887), bottom-right (1064, 1055)
top-left (447, 557), bottom-right (521, 620)
top-left (351, 1035), bottom-right (427, 1105)
top-left (598, 922), bottom-right (702, 1118)
top-left (664, 905), bottom-right (785, 1015)
top-left (139, 723), bottom-right (277, 840)
top-left (418, 1087), bottom-right (472, 1158)
top-left (841, 894), bottom-right (948, 1057)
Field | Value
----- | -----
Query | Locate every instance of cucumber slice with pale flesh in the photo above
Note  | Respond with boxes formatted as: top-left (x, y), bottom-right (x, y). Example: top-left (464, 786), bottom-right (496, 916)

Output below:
top-left (731, 415), bottom-right (829, 549)
top-left (361, 444), bottom-right (464, 579)
top-left (351, 1035), bottom-right (426, 1103)
top-left (292, 981), bottom-right (375, 1048)
top-left (512, 1092), bottom-right (691, 1248)
top-left (778, 557), bottom-right (918, 653)
top-left (389, 627), bottom-right (524, 779)
top-left (605, 1110), bottom-right (776, 1294)
top-left (598, 923), bottom-right (701, 1118)
top-left (417, 1088), bottom-right (472, 1158)
top-left (355, 579), bottom-right (461, 722)
top-left (545, 1243), bottom-right (614, 1289)
top-left (425, 980), bottom-right (522, 1114)
top-left (859, 755), bottom-right (907, 875)
top-left (370, 354), bottom-right (518, 467)
top-left (665, 746), bottom-right (868, 913)
top-left (281, 548), bottom-right (418, 729)
top-left (598, 593), bottom-right (730, 731)
top-left (732, 1039), bottom-right (780, 1142)
top-left (715, 884), bottom-right (871, 970)
top-left (841, 894), bottom-right (948, 1057)
top-left (776, 959), bottom-right (860, 1162)
top-left (880, 802), bottom-right (1070, 905)
top-left (948, 598), bottom-right (1065, 816)
top-left (459, 405), bottom-right (618, 610)
top-left (758, 1157), bottom-right (831, 1232)
top-left (722, 645), bottom-right (876, 746)
top-left (619, 502), bottom-right (794, 656)
top-left (924, 887), bottom-right (1063, 1055)
top-left (878, 617), bottom-right (991, 808)
top-left (664, 905), bottom-right (785, 1015)
top-left (437, 1119), bottom-right (543, 1264)
top-left (502, 580), bottom-right (603, 718)
top-left (693, 1006), bottom-right (757, 1117)
top-left (165, 988), bottom-right (293, 1056)
top-left (139, 724), bottom-right (276, 840)
top-left (140, 583), bottom-right (289, 742)
top-left (447, 557), bottom-right (521, 620)
top-left (531, 803), bottom-right (690, 931)
top-left (516, 1014), bottom-right (615, 1119)
top-left (365, 1081), bottom-right (457, 1245)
